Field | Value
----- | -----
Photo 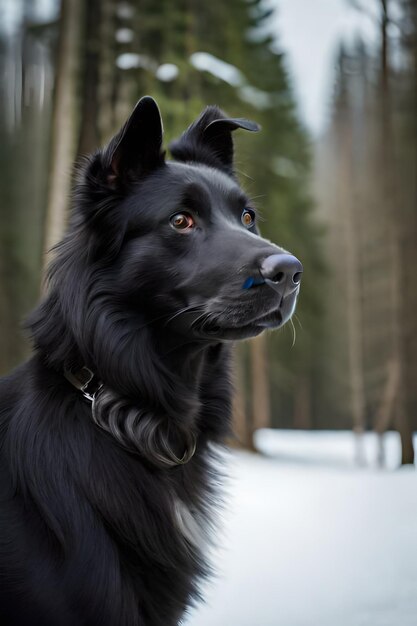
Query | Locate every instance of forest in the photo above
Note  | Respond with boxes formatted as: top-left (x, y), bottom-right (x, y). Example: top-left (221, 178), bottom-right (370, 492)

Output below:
top-left (0, 0), bottom-right (416, 463)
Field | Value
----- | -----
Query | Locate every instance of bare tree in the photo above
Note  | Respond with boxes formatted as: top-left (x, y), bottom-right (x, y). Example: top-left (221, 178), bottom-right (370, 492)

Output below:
top-left (378, 0), bottom-right (414, 464)
top-left (43, 0), bottom-right (82, 259)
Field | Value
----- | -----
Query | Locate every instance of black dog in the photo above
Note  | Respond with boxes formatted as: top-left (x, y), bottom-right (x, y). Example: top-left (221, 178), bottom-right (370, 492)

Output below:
top-left (0, 97), bottom-right (302, 625)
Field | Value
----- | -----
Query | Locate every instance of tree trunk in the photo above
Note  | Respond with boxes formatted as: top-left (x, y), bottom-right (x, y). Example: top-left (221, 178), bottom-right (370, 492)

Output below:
top-left (343, 132), bottom-right (366, 456)
top-left (77, 0), bottom-right (101, 157)
top-left (250, 333), bottom-right (270, 450)
top-left (293, 374), bottom-right (312, 430)
top-left (231, 345), bottom-right (250, 448)
top-left (43, 0), bottom-right (82, 262)
top-left (379, 0), bottom-right (414, 464)
top-left (98, 0), bottom-right (117, 143)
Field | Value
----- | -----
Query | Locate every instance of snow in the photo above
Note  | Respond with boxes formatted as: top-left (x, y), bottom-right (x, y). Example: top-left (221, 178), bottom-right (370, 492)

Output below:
top-left (189, 52), bottom-right (272, 109)
top-left (155, 64), bottom-right (180, 83)
top-left (186, 430), bottom-right (417, 626)
top-left (190, 53), bottom-right (244, 88)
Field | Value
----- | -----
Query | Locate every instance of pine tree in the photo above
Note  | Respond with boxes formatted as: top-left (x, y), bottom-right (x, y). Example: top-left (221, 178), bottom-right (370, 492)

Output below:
top-left (0, 0), bottom-right (324, 452)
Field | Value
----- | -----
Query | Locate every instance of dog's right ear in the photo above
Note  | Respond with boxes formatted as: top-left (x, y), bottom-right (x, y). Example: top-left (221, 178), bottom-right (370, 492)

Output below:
top-left (97, 96), bottom-right (165, 187)
top-left (169, 106), bottom-right (260, 176)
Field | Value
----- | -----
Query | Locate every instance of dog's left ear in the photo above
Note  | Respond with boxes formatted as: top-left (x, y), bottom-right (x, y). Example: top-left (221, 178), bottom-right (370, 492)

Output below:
top-left (169, 106), bottom-right (260, 175)
top-left (103, 96), bottom-right (164, 186)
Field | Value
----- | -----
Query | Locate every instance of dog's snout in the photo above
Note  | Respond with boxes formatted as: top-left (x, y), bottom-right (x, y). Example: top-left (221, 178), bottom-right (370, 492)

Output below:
top-left (260, 253), bottom-right (303, 297)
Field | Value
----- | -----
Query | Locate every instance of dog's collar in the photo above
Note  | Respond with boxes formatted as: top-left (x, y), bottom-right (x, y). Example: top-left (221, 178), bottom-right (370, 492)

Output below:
top-left (64, 366), bottom-right (103, 402)
top-left (63, 366), bottom-right (197, 467)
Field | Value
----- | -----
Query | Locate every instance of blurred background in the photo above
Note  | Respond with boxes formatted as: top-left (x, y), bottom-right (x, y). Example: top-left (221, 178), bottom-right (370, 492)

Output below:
top-left (0, 0), bottom-right (416, 624)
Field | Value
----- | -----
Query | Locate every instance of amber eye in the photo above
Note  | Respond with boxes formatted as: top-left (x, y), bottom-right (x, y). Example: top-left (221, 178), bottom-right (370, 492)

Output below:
top-left (170, 212), bottom-right (195, 231)
top-left (241, 209), bottom-right (255, 228)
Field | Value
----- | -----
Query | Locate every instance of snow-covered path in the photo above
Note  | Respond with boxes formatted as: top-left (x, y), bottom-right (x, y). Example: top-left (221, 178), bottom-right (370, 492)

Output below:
top-left (187, 431), bottom-right (417, 626)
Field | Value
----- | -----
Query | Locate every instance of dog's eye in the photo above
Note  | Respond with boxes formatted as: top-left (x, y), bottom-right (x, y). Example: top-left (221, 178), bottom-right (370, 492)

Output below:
top-left (241, 209), bottom-right (256, 228)
top-left (170, 212), bottom-right (195, 231)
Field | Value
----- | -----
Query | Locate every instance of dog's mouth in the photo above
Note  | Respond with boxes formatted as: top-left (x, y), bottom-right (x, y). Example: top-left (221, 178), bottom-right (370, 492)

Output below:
top-left (181, 290), bottom-right (298, 341)
top-left (199, 307), bottom-right (283, 340)
top-left (165, 282), bottom-right (299, 342)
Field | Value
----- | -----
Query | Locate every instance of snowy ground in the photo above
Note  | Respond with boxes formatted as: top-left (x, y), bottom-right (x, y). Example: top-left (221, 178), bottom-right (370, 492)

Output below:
top-left (186, 430), bottom-right (417, 626)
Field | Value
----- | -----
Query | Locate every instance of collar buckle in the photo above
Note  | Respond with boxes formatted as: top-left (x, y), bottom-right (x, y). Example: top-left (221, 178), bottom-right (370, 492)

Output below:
top-left (64, 366), bottom-right (103, 402)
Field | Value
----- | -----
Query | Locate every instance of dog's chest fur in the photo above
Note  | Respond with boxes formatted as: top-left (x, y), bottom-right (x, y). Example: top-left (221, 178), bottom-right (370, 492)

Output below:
top-left (0, 345), bottom-right (232, 626)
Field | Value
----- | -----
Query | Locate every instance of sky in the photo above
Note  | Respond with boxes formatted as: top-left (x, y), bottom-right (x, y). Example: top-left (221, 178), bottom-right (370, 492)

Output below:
top-left (271, 0), bottom-right (378, 136)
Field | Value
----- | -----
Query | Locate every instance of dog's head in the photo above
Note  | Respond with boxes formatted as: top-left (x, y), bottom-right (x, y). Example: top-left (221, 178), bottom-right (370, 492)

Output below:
top-left (32, 96), bottom-right (302, 384)
top-left (26, 97), bottom-right (303, 461)
top-left (72, 96), bottom-right (302, 346)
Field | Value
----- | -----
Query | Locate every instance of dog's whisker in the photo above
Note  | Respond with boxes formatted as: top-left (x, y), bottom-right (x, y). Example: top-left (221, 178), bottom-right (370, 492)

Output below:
top-left (164, 305), bottom-right (206, 326)
top-left (290, 317), bottom-right (296, 347)
top-left (191, 311), bottom-right (211, 327)
top-left (136, 311), bottom-right (179, 330)
top-left (234, 167), bottom-right (254, 181)
top-left (294, 313), bottom-right (303, 330)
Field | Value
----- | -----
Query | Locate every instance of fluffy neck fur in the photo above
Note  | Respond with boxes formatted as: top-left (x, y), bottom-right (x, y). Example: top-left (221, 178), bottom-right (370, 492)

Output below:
top-left (27, 226), bottom-right (233, 461)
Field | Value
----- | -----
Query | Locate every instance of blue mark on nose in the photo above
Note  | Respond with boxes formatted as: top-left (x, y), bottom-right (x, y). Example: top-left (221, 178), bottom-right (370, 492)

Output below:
top-left (242, 276), bottom-right (265, 290)
top-left (242, 277), bottom-right (254, 290)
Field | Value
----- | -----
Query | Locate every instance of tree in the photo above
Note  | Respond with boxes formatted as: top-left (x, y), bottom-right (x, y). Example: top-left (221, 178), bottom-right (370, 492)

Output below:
top-left (0, 0), bottom-right (56, 373)
top-left (315, 0), bottom-right (417, 464)
top-left (0, 0), bottom-right (324, 455)
top-left (44, 0), bottom-right (82, 258)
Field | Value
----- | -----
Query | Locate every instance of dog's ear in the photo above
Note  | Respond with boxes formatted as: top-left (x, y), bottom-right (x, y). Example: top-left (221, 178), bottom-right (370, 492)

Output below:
top-left (102, 96), bottom-right (164, 186)
top-left (169, 106), bottom-right (260, 175)
top-left (78, 97), bottom-right (164, 257)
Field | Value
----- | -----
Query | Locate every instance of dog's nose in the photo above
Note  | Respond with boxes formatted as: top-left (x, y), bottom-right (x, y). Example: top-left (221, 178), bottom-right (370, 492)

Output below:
top-left (260, 253), bottom-right (303, 297)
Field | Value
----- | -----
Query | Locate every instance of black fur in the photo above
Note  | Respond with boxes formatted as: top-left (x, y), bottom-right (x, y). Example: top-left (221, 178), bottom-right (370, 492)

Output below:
top-left (0, 97), bottom-right (300, 625)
